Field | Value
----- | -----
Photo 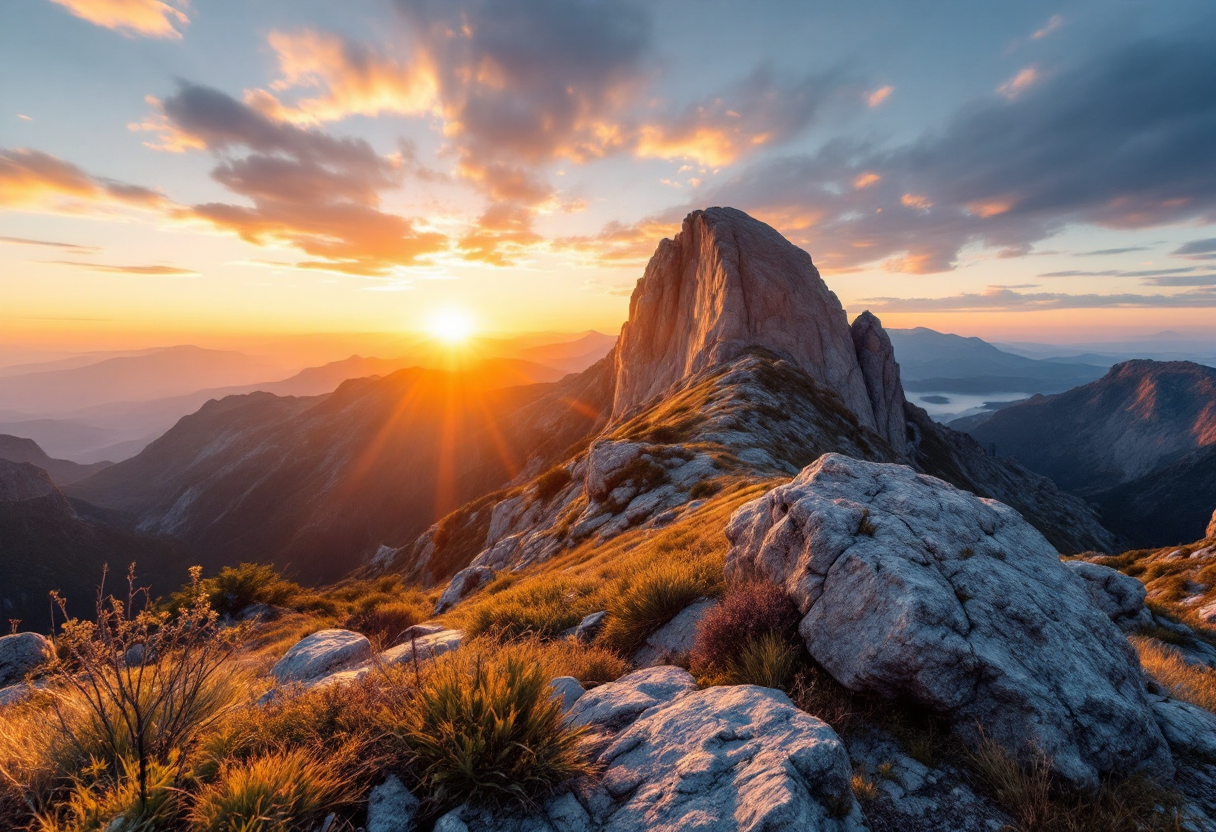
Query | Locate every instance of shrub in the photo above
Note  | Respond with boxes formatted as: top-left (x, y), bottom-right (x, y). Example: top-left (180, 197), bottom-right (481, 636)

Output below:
top-left (46, 566), bottom-right (243, 808)
top-left (35, 754), bottom-right (183, 832)
top-left (600, 559), bottom-right (721, 654)
top-left (534, 467), bottom-right (573, 502)
top-left (462, 576), bottom-right (597, 640)
top-left (691, 581), bottom-right (800, 671)
top-left (397, 650), bottom-right (591, 810)
top-left (343, 599), bottom-right (430, 650)
top-left (182, 562), bottom-right (303, 617)
top-left (189, 748), bottom-right (349, 832)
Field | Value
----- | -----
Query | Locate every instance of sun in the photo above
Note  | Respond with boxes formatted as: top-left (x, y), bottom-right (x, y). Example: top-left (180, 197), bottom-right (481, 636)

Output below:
top-left (429, 308), bottom-right (475, 343)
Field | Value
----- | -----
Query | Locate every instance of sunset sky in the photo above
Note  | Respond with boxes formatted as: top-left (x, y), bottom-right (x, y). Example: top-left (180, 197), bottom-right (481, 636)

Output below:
top-left (2, 0), bottom-right (1215, 355)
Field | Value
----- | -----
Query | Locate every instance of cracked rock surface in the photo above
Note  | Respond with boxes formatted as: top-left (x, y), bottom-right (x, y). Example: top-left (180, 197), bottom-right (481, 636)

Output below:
top-left (725, 453), bottom-right (1171, 787)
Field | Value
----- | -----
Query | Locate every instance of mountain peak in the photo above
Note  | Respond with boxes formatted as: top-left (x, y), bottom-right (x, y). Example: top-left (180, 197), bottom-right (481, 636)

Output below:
top-left (611, 207), bottom-right (876, 431)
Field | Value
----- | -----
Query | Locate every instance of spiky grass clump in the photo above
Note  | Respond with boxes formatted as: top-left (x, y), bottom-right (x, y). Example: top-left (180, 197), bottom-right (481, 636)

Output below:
top-left (463, 576), bottom-right (598, 640)
top-left (397, 650), bottom-right (592, 810)
top-left (474, 633), bottom-right (629, 688)
top-left (342, 599), bottom-right (430, 650)
top-left (35, 754), bottom-right (183, 832)
top-left (189, 748), bottom-right (349, 832)
top-left (600, 559), bottom-right (722, 654)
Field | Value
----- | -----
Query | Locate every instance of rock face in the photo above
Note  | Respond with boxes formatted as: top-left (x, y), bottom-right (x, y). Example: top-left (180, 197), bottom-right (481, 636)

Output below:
top-left (611, 208), bottom-right (874, 432)
top-left (270, 629), bottom-right (373, 684)
top-left (725, 453), bottom-right (1170, 787)
top-left (366, 775), bottom-right (419, 832)
top-left (850, 311), bottom-right (907, 456)
top-left (0, 632), bottom-right (51, 687)
top-left (631, 598), bottom-right (718, 667)
top-left (1064, 560), bottom-right (1149, 629)
top-left (434, 566), bottom-right (495, 614)
top-left (1208, 506), bottom-right (1216, 539)
top-left (0, 459), bottom-right (61, 503)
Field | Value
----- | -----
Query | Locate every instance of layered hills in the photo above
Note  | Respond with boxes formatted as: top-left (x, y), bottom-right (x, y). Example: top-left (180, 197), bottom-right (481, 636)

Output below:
top-left (967, 360), bottom-right (1216, 545)
top-left (0, 434), bottom-right (110, 485)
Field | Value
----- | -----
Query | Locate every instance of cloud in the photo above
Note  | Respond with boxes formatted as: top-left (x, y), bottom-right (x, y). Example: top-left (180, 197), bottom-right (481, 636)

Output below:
top-left (0, 147), bottom-right (166, 214)
top-left (44, 260), bottom-right (198, 275)
top-left (47, 0), bottom-right (188, 38)
top-left (0, 235), bottom-right (98, 251)
top-left (642, 33), bottom-right (1216, 275)
top-left (635, 66), bottom-right (859, 167)
top-left (554, 214), bottom-right (682, 264)
top-left (1173, 237), bottom-right (1216, 255)
top-left (1075, 246), bottom-right (1150, 256)
top-left (997, 66), bottom-right (1039, 99)
top-left (867, 85), bottom-right (893, 107)
top-left (864, 285), bottom-right (1216, 312)
top-left (144, 82), bottom-right (447, 275)
top-left (1031, 15), bottom-right (1063, 40)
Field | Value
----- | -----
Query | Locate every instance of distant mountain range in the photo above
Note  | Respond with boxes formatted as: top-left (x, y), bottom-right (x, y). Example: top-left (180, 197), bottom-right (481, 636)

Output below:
top-left (965, 360), bottom-right (1216, 545)
top-left (0, 434), bottom-right (110, 485)
top-left (0, 333), bottom-right (616, 464)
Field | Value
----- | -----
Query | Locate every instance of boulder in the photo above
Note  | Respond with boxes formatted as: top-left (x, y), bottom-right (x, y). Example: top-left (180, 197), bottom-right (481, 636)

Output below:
top-left (726, 453), bottom-right (1172, 787)
top-left (850, 311), bottom-right (908, 456)
top-left (1208, 506), bottom-right (1216, 540)
top-left (1064, 560), bottom-right (1149, 629)
top-left (435, 566), bottom-right (496, 614)
top-left (313, 629), bottom-right (464, 688)
top-left (366, 774), bottom-right (419, 832)
top-left (631, 598), bottom-right (718, 667)
top-left (574, 611), bottom-right (608, 643)
top-left (0, 632), bottom-right (51, 687)
top-left (0, 683), bottom-right (33, 708)
top-left (549, 676), bottom-right (585, 711)
top-left (571, 667), bottom-right (864, 832)
top-left (270, 629), bottom-right (372, 684)
top-left (610, 208), bottom-right (874, 431)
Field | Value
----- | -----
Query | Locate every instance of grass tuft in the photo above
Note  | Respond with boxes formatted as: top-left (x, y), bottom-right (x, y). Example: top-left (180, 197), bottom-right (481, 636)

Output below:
top-left (190, 748), bottom-right (350, 832)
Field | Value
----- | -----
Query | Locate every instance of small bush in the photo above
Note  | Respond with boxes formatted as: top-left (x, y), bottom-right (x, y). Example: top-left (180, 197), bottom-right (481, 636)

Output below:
top-left (534, 467), bottom-right (573, 502)
top-left (343, 599), bottom-right (429, 650)
top-left (190, 748), bottom-right (349, 832)
top-left (175, 563), bottom-right (303, 618)
top-left (601, 560), bottom-right (721, 653)
top-left (397, 650), bottom-right (591, 810)
top-left (691, 581), bottom-right (800, 671)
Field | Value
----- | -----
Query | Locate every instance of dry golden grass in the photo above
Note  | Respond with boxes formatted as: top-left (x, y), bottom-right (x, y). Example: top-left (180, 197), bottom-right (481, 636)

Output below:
top-left (966, 730), bottom-right (1185, 832)
top-left (445, 477), bottom-right (772, 650)
top-left (1133, 635), bottom-right (1216, 712)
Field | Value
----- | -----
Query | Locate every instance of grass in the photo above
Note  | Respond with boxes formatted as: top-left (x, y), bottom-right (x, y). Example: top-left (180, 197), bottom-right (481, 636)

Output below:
top-left (1134, 635), bottom-right (1216, 712)
top-left (598, 558), bottom-right (722, 653)
top-left (190, 748), bottom-right (351, 832)
top-left (966, 730), bottom-right (1185, 832)
top-left (395, 648), bottom-right (592, 812)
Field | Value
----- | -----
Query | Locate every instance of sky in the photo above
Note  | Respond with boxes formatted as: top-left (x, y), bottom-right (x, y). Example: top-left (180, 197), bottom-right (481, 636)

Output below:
top-left (2, 0), bottom-right (1215, 356)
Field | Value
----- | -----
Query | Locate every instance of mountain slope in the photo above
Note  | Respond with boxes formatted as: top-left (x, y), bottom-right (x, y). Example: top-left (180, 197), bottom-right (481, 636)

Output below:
top-left (397, 208), bottom-right (1118, 590)
top-left (1087, 444), bottom-right (1216, 546)
top-left (0, 459), bottom-right (188, 631)
top-left (968, 360), bottom-right (1216, 493)
top-left (0, 434), bottom-right (111, 484)
top-left (66, 361), bottom-right (613, 583)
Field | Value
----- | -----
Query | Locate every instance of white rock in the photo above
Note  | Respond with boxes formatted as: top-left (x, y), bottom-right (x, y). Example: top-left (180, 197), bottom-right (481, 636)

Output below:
top-left (725, 453), bottom-right (1172, 788)
top-left (0, 632), bottom-right (51, 687)
top-left (434, 566), bottom-right (496, 614)
top-left (1151, 695), bottom-right (1216, 761)
top-left (1064, 560), bottom-right (1148, 628)
top-left (596, 684), bottom-right (865, 832)
top-left (434, 810), bottom-right (470, 832)
top-left (549, 676), bottom-right (586, 711)
top-left (366, 774), bottom-right (419, 832)
top-left (631, 598), bottom-right (718, 667)
top-left (610, 208), bottom-right (875, 433)
top-left (574, 611), bottom-right (607, 642)
top-left (568, 666), bottom-right (697, 732)
top-left (270, 629), bottom-right (372, 684)
top-left (314, 629), bottom-right (464, 688)
top-left (850, 310), bottom-right (908, 456)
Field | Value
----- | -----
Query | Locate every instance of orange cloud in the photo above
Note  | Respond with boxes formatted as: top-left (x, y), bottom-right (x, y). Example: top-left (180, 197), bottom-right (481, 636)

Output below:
top-left (1031, 15), bottom-right (1063, 40)
top-left (0, 147), bottom-right (166, 213)
top-left (997, 67), bottom-right (1039, 99)
top-left (900, 193), bottom-right (932, 210)
top-left (635, 124), bottom-right (741, 167)
top-left (968, 199), bottom-right (1014, 218)
top-left (245, 30), bottom-right (439, 125)
top-left (47, 0), bottom-right (188, 38)
top-left (867, 85), bottom-right (893, 107)
top-left (883, 251), bottom-right (939, 274)
top-left (853, 172), bottom-right (881, 189)
top-left (555, 216), bottom-right (681, 264)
